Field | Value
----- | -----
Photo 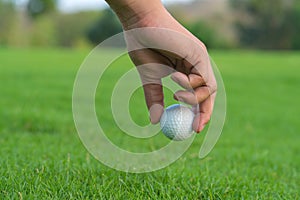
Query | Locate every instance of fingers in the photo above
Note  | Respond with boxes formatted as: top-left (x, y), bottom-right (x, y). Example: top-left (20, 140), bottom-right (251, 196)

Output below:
top-left (174, 86), bottom-right (210, 105)
top-left (174, 90), bottom-right (198, 105)
top-left (174, 89), bottom-right (214, 133)
top-left (193, 93), bottom-right (216, 133)
top-left (131, 49), bottom-right (174, 124)
top-left (171, 71), bottom-right (216, 133)
top-left (143, 84), bottom-right (164, 124)
top-left (171, 72), bottom-right (205, 89)
top-left (189, 74), bottom-right (206, 88)
top-left (171, 72), bottom-right (191, 89)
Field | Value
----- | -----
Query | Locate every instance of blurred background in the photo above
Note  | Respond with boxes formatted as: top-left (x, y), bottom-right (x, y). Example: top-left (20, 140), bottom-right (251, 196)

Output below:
top-left (1, 0), bottom-right (300, 50)
top-left (1, 0), bottom-right (300, 198)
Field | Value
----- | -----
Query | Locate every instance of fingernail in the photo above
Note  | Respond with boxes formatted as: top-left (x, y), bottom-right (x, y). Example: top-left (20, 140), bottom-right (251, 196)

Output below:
top-left (175, 95), bottom-right (185, 103)
top-left (149, 104), bottom-right (164, 124)
top-left (195, 126), bottom-right (201, 133)
top-left (173, 94), bottom-right (178, 101)
top-left (197, 125), bottom-right (205, 133)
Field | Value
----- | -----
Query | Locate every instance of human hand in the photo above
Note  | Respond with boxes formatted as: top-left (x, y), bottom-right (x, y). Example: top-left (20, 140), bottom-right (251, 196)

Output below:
top-left (107, 0), bottom-right (217, 133)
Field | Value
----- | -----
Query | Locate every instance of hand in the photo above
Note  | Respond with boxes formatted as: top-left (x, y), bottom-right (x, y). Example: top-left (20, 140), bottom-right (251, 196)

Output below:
top-left (107, 0), bottom-right (217, 133)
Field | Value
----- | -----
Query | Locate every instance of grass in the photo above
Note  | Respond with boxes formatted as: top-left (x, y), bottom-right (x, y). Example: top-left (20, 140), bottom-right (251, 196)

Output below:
top-left (0, 48), bottom-right (299, 199)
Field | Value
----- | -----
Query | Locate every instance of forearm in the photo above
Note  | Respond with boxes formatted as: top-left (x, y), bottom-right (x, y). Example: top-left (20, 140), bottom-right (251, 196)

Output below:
top-left (105, 0), bottom-right (165, 29)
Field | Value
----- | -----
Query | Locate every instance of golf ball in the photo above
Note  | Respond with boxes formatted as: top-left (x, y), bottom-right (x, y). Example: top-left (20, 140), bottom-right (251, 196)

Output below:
top-left (160, 104), bottom-right (195, 141)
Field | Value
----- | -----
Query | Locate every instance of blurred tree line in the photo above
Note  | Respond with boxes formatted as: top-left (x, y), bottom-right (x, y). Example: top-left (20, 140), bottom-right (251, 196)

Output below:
top-left (231, 0), bottom-right (300, 49)
top-left (0, 0), bottom-right (121, 48)
top-left (0, 0), bottom-right (299, 49)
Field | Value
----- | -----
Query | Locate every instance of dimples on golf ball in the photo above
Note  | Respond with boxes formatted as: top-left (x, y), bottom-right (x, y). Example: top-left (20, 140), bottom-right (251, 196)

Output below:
top-left (160, 104), bottom-right (195, 141)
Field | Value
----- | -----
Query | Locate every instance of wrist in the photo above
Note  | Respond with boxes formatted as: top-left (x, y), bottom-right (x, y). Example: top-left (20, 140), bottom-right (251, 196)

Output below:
top-left (106, 0), bottom-right (165, 29)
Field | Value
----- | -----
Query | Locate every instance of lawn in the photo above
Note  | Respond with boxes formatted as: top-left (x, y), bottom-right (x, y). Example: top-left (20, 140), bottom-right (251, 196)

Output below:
top-left (0, 48), bottom-right (299, 199)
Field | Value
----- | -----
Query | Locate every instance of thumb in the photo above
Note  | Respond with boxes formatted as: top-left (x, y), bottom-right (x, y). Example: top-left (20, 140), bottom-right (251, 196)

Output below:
top-left (143, 84), bottom-right (164, 124)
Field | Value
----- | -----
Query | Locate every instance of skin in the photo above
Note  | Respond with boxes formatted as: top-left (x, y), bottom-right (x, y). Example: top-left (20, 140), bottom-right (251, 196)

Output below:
top-left (105, 0), bottom-right (217, 133)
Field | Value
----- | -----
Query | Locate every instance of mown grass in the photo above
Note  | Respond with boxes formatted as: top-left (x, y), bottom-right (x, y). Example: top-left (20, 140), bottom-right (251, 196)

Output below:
top-left (0, 48), bottom-right (299, 199)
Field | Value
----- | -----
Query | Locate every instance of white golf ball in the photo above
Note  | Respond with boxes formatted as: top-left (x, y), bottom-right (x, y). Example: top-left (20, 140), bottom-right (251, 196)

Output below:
top-left (160, 104), bottom-right (195, 141)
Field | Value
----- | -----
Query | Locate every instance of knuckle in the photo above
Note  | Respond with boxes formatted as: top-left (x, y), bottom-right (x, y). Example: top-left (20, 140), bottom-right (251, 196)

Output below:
top-left (198, 41), bottom-right (208, 52)
top-left (209, 80), bottom-right (217, 94)
top-left (210, 84), bottom-right (217, 94)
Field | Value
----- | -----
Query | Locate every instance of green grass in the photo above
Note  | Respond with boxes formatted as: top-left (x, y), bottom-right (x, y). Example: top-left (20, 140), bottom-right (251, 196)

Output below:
top-left (0, 48), bottom-right (300, 199)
